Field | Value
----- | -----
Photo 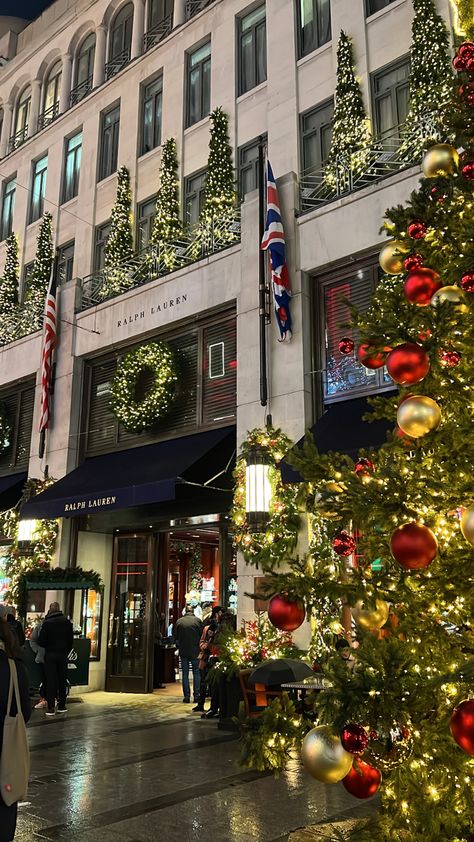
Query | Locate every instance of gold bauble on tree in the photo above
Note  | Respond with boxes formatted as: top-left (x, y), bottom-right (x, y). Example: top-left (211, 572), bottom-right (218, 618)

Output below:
top-left (379, 240), bottom-right (408, 275)
top-left (352, 599), bottom-right (390, 630)
top-left (302, 725), bottom-right (353, 784)
top-left (422, 143), bottom-right (459, 178)
top-left (460, 505), bottom-right (474, 546)
top-left (431, 285), bottom-right (468, 312)
top-left (397, 396), bottom-right (441, 438)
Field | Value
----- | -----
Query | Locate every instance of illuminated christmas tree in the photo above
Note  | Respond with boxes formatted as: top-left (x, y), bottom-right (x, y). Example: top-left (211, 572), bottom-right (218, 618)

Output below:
top-left (0, 232), bottom-right (20, 345)
top-left (23, 212), bottom-right (53, 332)
top-left (325, 31), bottom-right (372, 189)
top-left (150, 138), bottom-right (183, 271)
top-left (101, 166), bottom-right (134, 299)
top-left (238, 41), bottom-right (474, 842)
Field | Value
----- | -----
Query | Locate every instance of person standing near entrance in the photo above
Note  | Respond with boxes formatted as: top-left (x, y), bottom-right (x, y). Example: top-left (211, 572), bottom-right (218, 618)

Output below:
top-left (38, 603), bottom-right (73, 717)
top-left (174, 605), bottom-right (202, 704)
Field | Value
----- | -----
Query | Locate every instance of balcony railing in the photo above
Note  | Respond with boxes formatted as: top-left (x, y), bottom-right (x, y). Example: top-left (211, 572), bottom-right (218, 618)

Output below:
top-left (185, 0), bottom-right (213, 20)
top-left (144, 13), bottom-right (173, 50)
top-left (37, 101), bottom-right (59, 132)
top-left (299, 113), bottom-right (442, 214)
top-left (78, 210), bottom-right (241, 311)
top-left (105, 47), bottom-right (131, 81)
top-left (8, 126), bottom-right (28, 153)
top-left (70, 76), bottom-right (93, 106)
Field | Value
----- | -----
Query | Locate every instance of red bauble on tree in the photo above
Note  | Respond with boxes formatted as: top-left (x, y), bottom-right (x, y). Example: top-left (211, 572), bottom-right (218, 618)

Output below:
top-left (404, 253), bottom-right (424, 272)
top-left (390, 522), bottom-right (438, 570)
top-left (407, 220), bottom-right (427, 240)
top-left (461, 272), bottom-right (474, 293)
top-left (357, 340), bottom-right (391, 370)
top-left (354, 457), bottom-right (375, 479)
top-left (450, 700), bottom-right (474, 756)
top-left (386, 343), bottom-right (430, 385)
top-left (404, 268), bottom-right (441, 306)
top-left (342, 759), bottom-right (381, 799)
top-left (333, 530), bottom-right (356, 557)
top-left (461, 161), bottom-right (474, 180)
top-left (460, 81), bottom-right (474, 106)
top-left (458, 42), bottom-right (474, 63)
top-left (339, 337), bottom-right (354, 355)
top-left (268, 594), bottom-right (305, 632)
top-left (439, 348), bottom-right (461, 367)
top-left (341, 723), bottom-right (369, 755)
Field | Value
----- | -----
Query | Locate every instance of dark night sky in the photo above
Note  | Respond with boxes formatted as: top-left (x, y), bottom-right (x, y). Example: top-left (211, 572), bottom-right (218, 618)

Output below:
top-left (1, 0), bottom-right (55, 20)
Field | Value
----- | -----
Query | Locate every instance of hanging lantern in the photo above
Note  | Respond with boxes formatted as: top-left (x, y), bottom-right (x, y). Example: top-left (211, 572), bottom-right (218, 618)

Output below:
top-left (17, 519), bottom-right (38, 553)
top-left (245, 445), bottom-right (272, 532)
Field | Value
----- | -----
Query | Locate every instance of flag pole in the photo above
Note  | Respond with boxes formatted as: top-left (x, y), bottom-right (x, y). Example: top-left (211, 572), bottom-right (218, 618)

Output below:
top-left (39, 247), bottom-right (60, 460)
top-left (258, 138), bottom-right (268, 408)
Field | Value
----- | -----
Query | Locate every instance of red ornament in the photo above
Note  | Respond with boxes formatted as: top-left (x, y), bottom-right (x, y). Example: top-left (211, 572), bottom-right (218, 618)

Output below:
top-left (453, 53), bottom-right (467, 72)
top-left (439, 348), bottom-right (461, 367)
top-left (467, 57), bottom-right (474, 72)
top-left (461, 272), bottom-right (474, 293)
top-left (268, 594), bottom-right (305, 632)
top-left (407, 220), bottom-right (427, 240)
top-left (339, 337), bottom-right (355, 355)
top-left (404, 253), bottom-right (424, 272)
top-left (357, 340), bottom-right (391, 370)
top-left (462, 161), bottom-right (474, 180)
top-left (417, 328), bottom-right (431, 342)
top-left (354, 458), bottom-right (375, 478)
top-left (394, 426), bottom-right (411, 447)
top-left (342, 759), bottom-right (381, 799)
top-left (404, 268), bottom-right (441, 306)
top-left (386, 343), bottom-right (430, 385)
top-left (458, 42), bottom-right (474, 61)
top-left (450, 700), bottom-right (474, 756)
top-left (341, 723), bottom-right (369, 755)
top-left (390, 522), bottom-right (438, 570)
top-left (460, 82), bottom-right (474, 106)
top-left (333, 530), bottom-right (356, 557)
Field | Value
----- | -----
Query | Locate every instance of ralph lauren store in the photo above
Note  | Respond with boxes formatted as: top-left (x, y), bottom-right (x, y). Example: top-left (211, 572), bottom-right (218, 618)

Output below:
top-left (22, 309), bottom-right (238, 693)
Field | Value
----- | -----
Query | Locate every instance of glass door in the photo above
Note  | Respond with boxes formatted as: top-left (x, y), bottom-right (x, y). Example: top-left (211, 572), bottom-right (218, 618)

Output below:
top-left (106, 534), bottom-right (154, 693)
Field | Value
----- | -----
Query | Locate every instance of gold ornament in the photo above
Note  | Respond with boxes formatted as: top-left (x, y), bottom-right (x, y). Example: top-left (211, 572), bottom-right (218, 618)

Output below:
top-left (379, 240), bottom-right (408, 275)
top-left (422, 143), bottom-right (459, 178)
top-left (431, 285), bottom-right (468, 312)
top-left (352, 599), bottom-right (390, 631)
top-left (460, 505), bottom-right (474, 546)
top-left (302, 725), bottom-right (353, 784)
top-left (365, 722), bottom-right (413, 771)
top-left (397, 396), bottom-right (441, 438)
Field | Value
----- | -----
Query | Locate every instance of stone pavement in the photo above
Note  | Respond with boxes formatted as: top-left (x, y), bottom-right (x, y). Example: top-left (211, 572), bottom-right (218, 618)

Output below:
top-left (18, 686), bottom-right (375, 841)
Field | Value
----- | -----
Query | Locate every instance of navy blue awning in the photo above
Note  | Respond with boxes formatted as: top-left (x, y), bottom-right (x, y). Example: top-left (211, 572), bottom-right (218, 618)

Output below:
top-left (281, 396), bottom-right (394, 483)
top-left (0, 472), bottom-right (27, 512)
top-left (21, 428), bottom-right (235, 519)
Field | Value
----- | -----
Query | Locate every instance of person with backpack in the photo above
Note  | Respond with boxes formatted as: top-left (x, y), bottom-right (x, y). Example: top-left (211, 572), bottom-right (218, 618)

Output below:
top-left (0, 618), bottom-right (30, 842)
top-left (38, 603), bottom-right (73, 717)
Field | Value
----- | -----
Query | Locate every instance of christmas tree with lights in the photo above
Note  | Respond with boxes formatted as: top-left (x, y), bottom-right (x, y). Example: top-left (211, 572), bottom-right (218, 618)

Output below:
top-left (22, 212), bottom-right (53, 333)
top-left (150, 138), bottom-right (183, 272)
top-left (325, 31), bottom-right (372, 189)
top-left (101, 166), bottom-right (134, 300)
top-left (239, 40), bottom-right (474, 842)
top-left (0, 232), bottom-right (20, 345)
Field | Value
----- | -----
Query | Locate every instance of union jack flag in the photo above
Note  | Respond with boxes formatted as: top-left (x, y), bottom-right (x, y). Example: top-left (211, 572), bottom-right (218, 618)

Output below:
top-left (261, 161), bottom-right (292, 341)
top-left (39, 260), bottom-right (58, 439)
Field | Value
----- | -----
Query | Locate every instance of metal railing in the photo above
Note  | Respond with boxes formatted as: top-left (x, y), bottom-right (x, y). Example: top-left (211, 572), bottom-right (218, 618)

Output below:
top-left (105, 47), bottom-right (131, 81)
top-left (78, 210), bottom-right (241, 311)
top-left (299, 113), bottom-right (443, 213)
top-left (185, 0), bottom-right (213, 20)
top-left (8, 126), bottom-right (28, 153)
top-left (37, 101), bottom-right (59, 131)
top-left (144, 13), bottom-right (173, 50)
top-left (70, 76), bottom-right (93, 106)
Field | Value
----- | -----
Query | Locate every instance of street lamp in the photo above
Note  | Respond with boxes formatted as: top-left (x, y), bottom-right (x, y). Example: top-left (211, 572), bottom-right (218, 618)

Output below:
top-left (17, 519), bottom-right (38, 552)
top-left (245, 445), bottom-right (272, 532)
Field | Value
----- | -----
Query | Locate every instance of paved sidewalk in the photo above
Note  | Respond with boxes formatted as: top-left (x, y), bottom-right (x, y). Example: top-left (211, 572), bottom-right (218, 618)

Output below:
top-left (18, 686), bottom-right (375, 841)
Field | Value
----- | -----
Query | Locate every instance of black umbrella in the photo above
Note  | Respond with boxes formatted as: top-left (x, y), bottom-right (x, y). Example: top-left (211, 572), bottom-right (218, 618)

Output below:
top-left (248, 658), bottom-right (314, 687)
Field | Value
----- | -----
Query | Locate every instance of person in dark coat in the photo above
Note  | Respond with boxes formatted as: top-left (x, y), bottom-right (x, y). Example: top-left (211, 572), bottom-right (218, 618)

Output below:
top-left (174, 606), bottom-right (202, 703)
top-left (38, 602), bottom-right (73, 717)
top-left (6, 608), bottom-right (25, 648)
top-left (0, 618), bottom-right (31, 842)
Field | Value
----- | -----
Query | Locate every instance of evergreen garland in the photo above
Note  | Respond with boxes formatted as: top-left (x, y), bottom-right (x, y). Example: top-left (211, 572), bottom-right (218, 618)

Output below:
top-left (325, 31), bottom-right (372, 188)
top-left (101, 166), bottom-right (134, 300)
top-left (22, 213), bottom-right (53, 332)
top-left (0, 233), bottom-right (20, 346)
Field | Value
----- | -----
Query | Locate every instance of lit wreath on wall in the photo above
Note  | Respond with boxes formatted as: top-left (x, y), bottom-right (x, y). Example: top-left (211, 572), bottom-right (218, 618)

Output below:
top-left (232, 427), bottom-right (301, 568)
top-left (0, 404), bottom-right (12, 454)
top-left (109, 341), bottom-right (178, 434)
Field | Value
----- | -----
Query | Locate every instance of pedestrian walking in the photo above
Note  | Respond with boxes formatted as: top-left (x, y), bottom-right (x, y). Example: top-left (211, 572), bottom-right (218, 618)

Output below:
top-left (174, 605), bottom-right (202, 704)
top-left (0, 618), bottom-right (31, 842)
top-left (38, 603), bottom-right (73, 717)
top-left (29, 620), bottom-right (47, 710)
top-left (193, 620), bottom-right (218, 712)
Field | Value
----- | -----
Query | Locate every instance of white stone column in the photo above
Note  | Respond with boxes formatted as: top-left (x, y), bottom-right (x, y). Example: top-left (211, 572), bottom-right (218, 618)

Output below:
top-left (131, 0), bottom-right (146, 59)
top-left (173, 0), bottom-right (186, 28)
top-left (0, 103), bottom-right (13, 158)
top-left (93, 25), bottom-right (107, 88)
top-left (29, 79), bottom-right (42, 137)
top-left (59, 53), bottom-right (73, 113)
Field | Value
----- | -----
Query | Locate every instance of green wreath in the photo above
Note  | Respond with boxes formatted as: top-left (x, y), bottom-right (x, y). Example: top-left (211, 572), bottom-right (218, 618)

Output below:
top-left (0, 404), bottom-right (11, 454)
top-left (109, 341), bottom-right (178, 434)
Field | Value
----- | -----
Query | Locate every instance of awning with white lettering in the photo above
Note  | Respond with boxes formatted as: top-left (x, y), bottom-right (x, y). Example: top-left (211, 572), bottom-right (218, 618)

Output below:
top-left (21, 428), bottom-right (235, 519)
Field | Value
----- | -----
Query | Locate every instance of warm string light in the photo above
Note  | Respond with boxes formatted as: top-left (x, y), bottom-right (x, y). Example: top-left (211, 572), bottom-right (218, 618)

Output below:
top-left (109, 341), bottom-right (178, 433)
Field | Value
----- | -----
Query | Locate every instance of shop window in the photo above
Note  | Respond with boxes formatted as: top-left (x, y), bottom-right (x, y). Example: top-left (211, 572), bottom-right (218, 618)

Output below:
top-left (238, 5), bottom-right (267, 96)
top-left (80, 588), bottom-right (103, 660)
top-left (0, 381), bottom-right (35, 474)
top-left (372, 58), bottom-right (410, 139)
top-left (202, 317), bottom-right (237, 424)
top-left (297, 0), bottom-right (331, 59)
top-left (0, 176), bottom-right (16, 242)
top-left (186, 41), bottom-right (211, 128)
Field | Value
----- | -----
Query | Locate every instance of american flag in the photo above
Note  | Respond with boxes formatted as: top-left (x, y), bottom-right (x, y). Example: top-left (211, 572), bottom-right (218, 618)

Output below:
top-left (39, 259), bottom-right (58, 440)
top-left (261, 161), bottom-right (292, 341)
